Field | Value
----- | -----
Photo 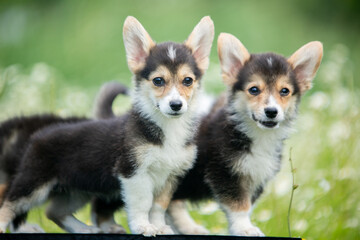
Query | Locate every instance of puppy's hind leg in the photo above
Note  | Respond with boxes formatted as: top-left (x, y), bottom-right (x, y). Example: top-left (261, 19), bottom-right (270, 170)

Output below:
top-left (167, 200), bottom-right (209, 235)
top-left (91, 197), bottom-right (126, 233)
top-left (0, 180), bottom-right (55, 233)
top-left (46, 192), bottom-right (102, 233)
top-left (9, 213), bottom-right (45, 233)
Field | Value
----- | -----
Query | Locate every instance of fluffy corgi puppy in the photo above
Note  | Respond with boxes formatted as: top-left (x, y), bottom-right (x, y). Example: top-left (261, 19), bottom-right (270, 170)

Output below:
top-left (0, 115), bottom-right (88, 233)
top-left (0, 83), bottom-right (128, 233)
top-left (0, 16), bottom-right (214, 236)
top-left (166, 35), bottom-right (323, 236)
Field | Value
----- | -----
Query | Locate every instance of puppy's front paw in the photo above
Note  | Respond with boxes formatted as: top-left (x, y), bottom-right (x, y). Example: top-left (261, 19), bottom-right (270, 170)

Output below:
top-left (232, 226), bottom-right (265, 236)
top-left (133, 224), bottom-right (159, 236)
top-left (157, 225), bottom-right (174, 235)
top-left (0, 222), bottom-right (7, 234)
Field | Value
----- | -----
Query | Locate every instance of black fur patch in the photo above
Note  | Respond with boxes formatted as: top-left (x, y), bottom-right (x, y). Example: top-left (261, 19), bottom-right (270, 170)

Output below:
top-left (138, 42), bottom-right (202, 81)
top-left (173, 107), bottom-right (253, 202)
top-left (0, 115), bottom-right (88, 178)
top-left (233, 53), bottom-right (300, 95)
top-left (131, 110), bottom-right (164, 145)
top-left (92, 196), bottom-right (124, 221)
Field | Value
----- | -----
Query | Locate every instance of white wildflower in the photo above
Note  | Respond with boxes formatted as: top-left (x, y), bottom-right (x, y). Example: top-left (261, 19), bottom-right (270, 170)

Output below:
top-left (309, 91), bottom-right (330, 110)
top-left (337, 167), bottom-right (356, 180)
top-left (257, 209), bottom-right (272, 222)
top-left (345, 218), bottom-right (358, 228)
top-left (318, 179), bottom-right (330, 192)
top-left (274, 175), bottom-right (291, 196)
top-left (30, 63), bottom-right (52, 84)
top-left (294, 219), bottom-right (308, 231)
top-left (327, 121), bottom-right (351, 146)
top-left (330, 88), bottom-right (353, 116)
top-left (296, 200), bottom-right (307, 212)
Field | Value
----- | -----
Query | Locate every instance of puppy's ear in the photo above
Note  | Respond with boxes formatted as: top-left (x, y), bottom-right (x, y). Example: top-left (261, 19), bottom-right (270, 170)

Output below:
top-left (185, 16), bottom-right (214, 73)
top-left (217, 33), bottom-right (250, 86)
top-left (123, 16), bottom-right (155, 73)
top-left (288, 41), bottom-right (323, 94)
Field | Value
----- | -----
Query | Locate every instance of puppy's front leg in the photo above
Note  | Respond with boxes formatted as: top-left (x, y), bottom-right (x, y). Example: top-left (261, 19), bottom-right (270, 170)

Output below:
top-left (221, 196), bottom-right (264, 236)
top-left (121, 174), bottom-right (158, 236)
top-left (149, 179), bottom-right (175, 234)
top-left (167, 200), bottom-right (209, 235)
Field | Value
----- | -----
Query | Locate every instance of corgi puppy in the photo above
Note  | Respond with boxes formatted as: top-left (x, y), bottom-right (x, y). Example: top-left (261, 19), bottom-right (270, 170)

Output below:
top-left (0, 114), bottom-right (89, 232)
top-left (0, 16), bottom-right (214, 236)
top-left (166, 34), bottom-right (323, 236)
top-left (0, 83), bottom-right (128, 233)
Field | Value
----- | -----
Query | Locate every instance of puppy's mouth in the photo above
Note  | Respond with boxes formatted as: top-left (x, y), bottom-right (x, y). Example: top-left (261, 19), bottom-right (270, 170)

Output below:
top-left (259, 120), bottom-right (278, 128)
top-left (165, 112), bottom-right (183, 118)
top-left (252, 114), bottom-right (278, 129)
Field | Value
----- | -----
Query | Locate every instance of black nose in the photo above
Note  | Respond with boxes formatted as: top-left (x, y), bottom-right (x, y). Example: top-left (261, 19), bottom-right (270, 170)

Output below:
top-left (265, 107), bottom-right (278, 119)
top-left (169, 100), bottom-right (182, 111)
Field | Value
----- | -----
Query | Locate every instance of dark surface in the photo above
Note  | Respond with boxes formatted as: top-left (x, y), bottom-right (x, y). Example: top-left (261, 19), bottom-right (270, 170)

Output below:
top-left (0, 234), bottom-right (302, 240)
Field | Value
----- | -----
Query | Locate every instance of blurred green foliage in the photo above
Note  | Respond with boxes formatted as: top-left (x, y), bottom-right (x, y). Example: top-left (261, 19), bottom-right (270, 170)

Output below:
top-left (0, 1), bottom-right (359, 239)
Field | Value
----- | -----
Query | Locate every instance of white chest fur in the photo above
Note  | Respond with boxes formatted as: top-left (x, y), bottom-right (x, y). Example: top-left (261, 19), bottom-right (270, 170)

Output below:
top-left (231, 129), bottom-right (285, 188)
top-left (135, 114), bottom-right (197, 192)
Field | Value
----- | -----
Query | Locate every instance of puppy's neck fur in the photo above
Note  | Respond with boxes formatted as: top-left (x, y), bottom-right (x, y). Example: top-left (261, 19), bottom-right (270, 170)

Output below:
top-left (132, 85), bottom-right (201, 146)
top-left (224, 93), bottom-right (296, 186)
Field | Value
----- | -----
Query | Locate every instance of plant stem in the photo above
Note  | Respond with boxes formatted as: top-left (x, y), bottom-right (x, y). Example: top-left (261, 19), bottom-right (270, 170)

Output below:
top-left (287, 148), bottom-right (296, 238)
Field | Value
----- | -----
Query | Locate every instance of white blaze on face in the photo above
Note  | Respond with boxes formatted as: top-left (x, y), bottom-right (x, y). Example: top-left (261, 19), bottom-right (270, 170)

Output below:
top-left (267, 57), bottom-right (273, 67)
top-left (167, 45), bottom-right (177, 62)
top-left (266, 95), bottom-right (284, 121)
top-left (158, 87), bottom-right (188, 116)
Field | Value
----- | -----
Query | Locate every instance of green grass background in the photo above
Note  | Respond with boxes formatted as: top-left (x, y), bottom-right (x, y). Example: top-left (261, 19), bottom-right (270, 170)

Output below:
top-left (0, 0), bottom-right (359, 239)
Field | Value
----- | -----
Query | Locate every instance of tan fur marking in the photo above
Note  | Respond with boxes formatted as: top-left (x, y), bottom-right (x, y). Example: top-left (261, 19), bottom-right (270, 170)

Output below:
top-left (154, 181), bottom-right (174, 209)
top-left (175, 64), bottom-right (197, 101)
top-left (245, 75), bottom-right (267, 109)
top-left (274, 75), bottom-right (295, 109)
top-left (0, 200), bottom-right (16, 226)
top-left (243, 74), bottom-right (298, 112)
top-left (147, 64), bottom-right (198, 101)
top-left (224, 196), bottom-right (251, 212)
top-left (0, 184), bottom-right (7, 203)
top-left (148, 66), bottom-right (173, 98)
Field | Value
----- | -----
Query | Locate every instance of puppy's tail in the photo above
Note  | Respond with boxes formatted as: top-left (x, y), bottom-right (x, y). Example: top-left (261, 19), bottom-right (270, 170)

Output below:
top-left (93, 81), bottom-right (129, 119)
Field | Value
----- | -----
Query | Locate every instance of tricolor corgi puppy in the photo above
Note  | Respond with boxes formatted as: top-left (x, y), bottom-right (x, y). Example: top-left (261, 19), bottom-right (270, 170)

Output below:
top-left (0, 84), bottom-right (128, 233)
top-left (0, 16), bottom-right (214, 236)
top-left (167, 35), bottom-right (323, 236)
top-left (0, 115), bottom-right (88, 233)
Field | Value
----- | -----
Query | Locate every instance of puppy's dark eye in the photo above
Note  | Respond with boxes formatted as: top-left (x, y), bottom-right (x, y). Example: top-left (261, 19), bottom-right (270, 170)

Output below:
top-left (152, 77), bottom-right (165, 87)
top-left (280, 88), bottom-right (290, 96)
top-left (182, 77), bottom-right (193, 87)
top-left (248, 86), bottom-right (260, 96)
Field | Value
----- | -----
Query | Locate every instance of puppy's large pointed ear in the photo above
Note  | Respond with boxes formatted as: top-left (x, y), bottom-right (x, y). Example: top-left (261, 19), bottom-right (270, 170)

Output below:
top-left (185, 16), bottom-right (214, 73)
top-left (123, 16), bottom-right (155, 73)
top-left (288, 41), bottom-right (323, 94)
top-left (217, 33), bottom-right (250, 86)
